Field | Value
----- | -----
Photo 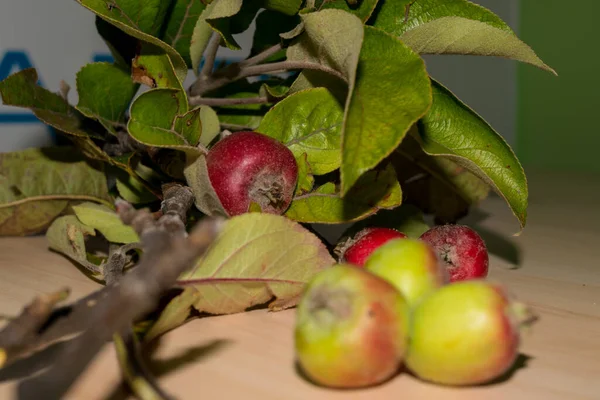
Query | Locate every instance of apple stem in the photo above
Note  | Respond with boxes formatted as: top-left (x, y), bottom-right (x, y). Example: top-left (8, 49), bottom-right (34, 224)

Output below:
top-left (511, 302), bottom-right (538, 330)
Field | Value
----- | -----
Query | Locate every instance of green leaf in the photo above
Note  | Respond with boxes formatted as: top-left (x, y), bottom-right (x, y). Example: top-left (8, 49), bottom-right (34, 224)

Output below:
top-left (0, 69), bottom-right (104, 139)
top-left (401, 17), bottom-right (556, 75)
top-left (132, 45), bottom-right (186, 93)
top-left (257, 88), bottom-right (343, 175)
top-left (372, 0), bottom-right (513, 37)
top-left (72, 202), bottom-right (139, 244)
top-left (163, 0), bottom-right (208, 67)
top-left (294, 153), bottom-right (314, 196)
top-left (316, 0), bottom-right (379, 22)
top-left (286, 9), bottom-right (364, 97)
top-left (76, 0), bottom-right (187, 84)
top-left (0, 147), bottom-right (112, 236)
top-left (416, 80), bottom-right (527, 229)
top-left (190, 9), bottom-right (215, 74)
top-left (251, 10), bottom-right (299, 62)
top-left (177, 213), bottom-right (334, 315)
top-left (127, 88), bottom-right (201, 150)
top-left (204, 0), bottom-right (261, 50)
top-left (143, 288), bottom-right (200, 343)
top-left (76, 62), bottom-right (138, 133)
top-left (341, 26), bottom-right (431, 194)
top-left (46, 215), bottom-right (97, 270)
top-left (262, 0), bottom-right (303, 15)
top-left (198, 105), bottom-right (221, 146)
top-left (95, 17), bottom-right (138, 68)
top-left (115, 173), bottom-right (158, 204)
top-left (393, 135), bottom-right (489, 224)
top-left (285, 163), bottom-right (402, 224)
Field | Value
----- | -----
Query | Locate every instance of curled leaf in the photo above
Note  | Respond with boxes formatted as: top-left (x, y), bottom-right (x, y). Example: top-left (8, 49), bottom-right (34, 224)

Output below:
top-left (72, 202), bottom-right (139, 244)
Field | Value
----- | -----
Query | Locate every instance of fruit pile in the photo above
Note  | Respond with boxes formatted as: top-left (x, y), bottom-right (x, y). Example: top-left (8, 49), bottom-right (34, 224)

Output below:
top-left (294, 225), bottom-right (536, 389)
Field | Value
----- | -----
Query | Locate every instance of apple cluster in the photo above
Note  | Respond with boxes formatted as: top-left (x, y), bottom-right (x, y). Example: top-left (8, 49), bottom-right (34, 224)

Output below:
top-left (294, 225), bottom-right (536, 389)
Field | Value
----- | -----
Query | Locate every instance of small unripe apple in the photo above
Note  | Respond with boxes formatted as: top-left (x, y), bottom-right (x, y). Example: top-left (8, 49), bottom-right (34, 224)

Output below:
top-left (406, 280), bottom-right (536, 386)
top-left (206, 131), bottom-right (298, 216)
top-left (419, 224), bottom-right (489, 282)
top-left (335, 227), bottom-right (407, 267)
top-left (295, 264), bottom-right (410, 388)
top-left (364, 238), bottom-right (447, 306)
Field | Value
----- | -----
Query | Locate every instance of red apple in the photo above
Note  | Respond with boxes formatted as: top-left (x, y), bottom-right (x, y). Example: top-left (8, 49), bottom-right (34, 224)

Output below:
top-left (406, 280), bottom-right (537, 386)
top-left (419, 224), bottom-right (488, 282)
top-left (294, 264), bottom-right (410, 388)
top-left (206, 131), bottom-right (298, 216)
top-left (335, 227), bottom-right (407, 267)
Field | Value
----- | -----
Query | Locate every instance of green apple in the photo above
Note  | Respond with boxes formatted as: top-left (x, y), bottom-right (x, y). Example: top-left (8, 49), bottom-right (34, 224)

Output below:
top-left (294, 264), bottom-right (410, 388)
top-left (406, 280), bottom-right (537, 386)
top-left (364, 238), bottom-right (447, 306)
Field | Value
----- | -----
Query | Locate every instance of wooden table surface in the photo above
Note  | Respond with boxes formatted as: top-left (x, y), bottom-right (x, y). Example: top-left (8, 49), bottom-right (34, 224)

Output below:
top-left (0, 170), bottom-right (599, 400)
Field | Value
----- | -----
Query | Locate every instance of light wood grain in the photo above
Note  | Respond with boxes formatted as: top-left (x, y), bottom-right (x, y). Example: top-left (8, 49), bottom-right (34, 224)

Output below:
top-left (0, 170), bottom-right (599, 400)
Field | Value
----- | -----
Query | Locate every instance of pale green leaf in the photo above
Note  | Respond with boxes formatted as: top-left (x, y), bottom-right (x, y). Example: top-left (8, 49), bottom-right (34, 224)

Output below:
top-left (76, 0), bottom-right (187, 84)
top-left (0, 147), bottom-right (112, 236)
top-left (285, 163), bottom-right (402, 224)
top-left (286, 9), bottom-right (363, 96)
top-left (401, 17), bottom-right (556, 75)
top-left (183, 153), bottom-right (227, 217)
top-left (198, 106), bottom-right (221, 146)
top-left (372, 0), bottom-right (513, 37)
top-left (257, 88), bottom-right (343, 175)
top-left (143, 288), bottom-right (200, 342)
top-left (0, 69), bottom-right (104, 139)
top-left (72, 202), bottom-right (139, 244)
top-left (294, 153), bottom-right (314, 196)
top-left (204, 0), bottom-right (260, 50)
top-left (416, 80), bottom-right (528, 229)
top-left (177, 213), bottom-right (335, 314)
top-left (76, 62), bottom-right (138, 133)
top-left (163, 0), bottom-right (208, 67)
top-left (341, 26), bottom-right (431, 194)
top-left (46, 215), bottom-right (97, 270)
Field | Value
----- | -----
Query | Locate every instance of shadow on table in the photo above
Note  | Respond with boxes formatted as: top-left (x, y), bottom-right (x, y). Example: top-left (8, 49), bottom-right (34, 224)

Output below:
top-left (102, 338), bottom-right (232, 400)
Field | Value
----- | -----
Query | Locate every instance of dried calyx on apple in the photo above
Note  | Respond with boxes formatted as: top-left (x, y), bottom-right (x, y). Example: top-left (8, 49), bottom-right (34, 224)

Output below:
top-left (205, 131), bottom-right (298, 216)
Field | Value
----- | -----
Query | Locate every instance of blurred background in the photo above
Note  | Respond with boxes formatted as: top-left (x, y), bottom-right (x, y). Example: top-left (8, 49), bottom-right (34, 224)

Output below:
top-left (0, 0), bottom-right (596, 174)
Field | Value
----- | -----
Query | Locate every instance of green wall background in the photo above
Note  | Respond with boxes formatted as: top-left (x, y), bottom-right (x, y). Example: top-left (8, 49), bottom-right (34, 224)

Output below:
top-left (518, 1), bottom-right (599, 173)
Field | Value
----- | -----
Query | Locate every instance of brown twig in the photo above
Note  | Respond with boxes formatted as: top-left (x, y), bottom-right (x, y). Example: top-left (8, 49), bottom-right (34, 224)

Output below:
top-left (0, 289), bottom-right (70, 367)
top-left (11, 186), bottom-right (222, 399)
top-left (191, 60), bottom-right (346, 97)
top-left (188, 95), bottom-right (269, 107)
top-left (199, 33), bottom-right (222, 81)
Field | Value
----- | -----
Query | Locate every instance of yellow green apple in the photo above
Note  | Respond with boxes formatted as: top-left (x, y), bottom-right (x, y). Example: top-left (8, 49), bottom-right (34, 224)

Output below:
top-left (364, 238), bottom-right (447, 306)
top-left (406, 280), bottom-right (537, 386)
top-left (294, 264), bottom-right (410, 388)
